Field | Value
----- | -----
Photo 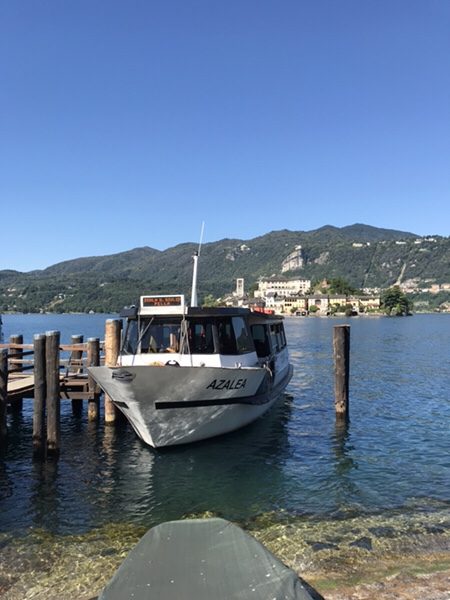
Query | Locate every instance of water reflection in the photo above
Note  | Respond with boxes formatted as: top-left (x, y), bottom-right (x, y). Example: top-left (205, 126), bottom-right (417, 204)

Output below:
top-left (96, 393), bottom-right (295, 528)
top-left (30, 459), bottom-right (60, 530)
top-left (332, 420), bottom-right (356, 477)
top-left (329, 420), bottom-right (362, 512)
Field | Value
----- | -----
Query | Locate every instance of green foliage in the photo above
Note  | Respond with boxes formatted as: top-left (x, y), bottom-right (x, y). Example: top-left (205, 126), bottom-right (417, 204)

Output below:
top-left (410, 291), bottom-right (450, 312)
top-left (381, 286), bottom-right (413, 316)
top-left (202, 294), bottom-right (220, 307)
top-left (344, 303), bottom-right (354, 317)
top-left (328, 277), bottom-right (358, 295)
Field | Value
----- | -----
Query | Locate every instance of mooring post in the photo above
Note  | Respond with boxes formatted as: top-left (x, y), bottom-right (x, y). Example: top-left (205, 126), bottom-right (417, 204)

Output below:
top-left (87, 337), bottom-right (100, 421)
top-left (70, 334), bottom-right (84, 415)
top-left (0, 348), bottom-right (8, 444)
top-left (104, 319), bottom-right (121, 424)
top-left (46, 331), bottom-right (61, 456)
top-left (333, 325), bottom-right (350, 421)
top-left (9, 334), bottom-right (23, 412)
top-left (33, 334), bottom-right (46, 457)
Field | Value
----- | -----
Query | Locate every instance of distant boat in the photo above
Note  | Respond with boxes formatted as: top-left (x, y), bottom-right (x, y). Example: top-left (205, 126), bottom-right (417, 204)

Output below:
top-left (98, 518), bottom-right (322, 600)
top-left (89, 253), bottom-right (293, 448)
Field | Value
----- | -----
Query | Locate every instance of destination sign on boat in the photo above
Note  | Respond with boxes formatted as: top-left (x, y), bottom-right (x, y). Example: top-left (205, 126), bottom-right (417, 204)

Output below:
top-left (140, 294), bottom-right (185, 314)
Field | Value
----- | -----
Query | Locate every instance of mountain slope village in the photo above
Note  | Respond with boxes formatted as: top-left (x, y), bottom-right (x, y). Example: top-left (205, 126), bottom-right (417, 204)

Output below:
top-left (223, 274), bottom-right (450, 315)
top-left (222, 242), bottom-right (450, 315)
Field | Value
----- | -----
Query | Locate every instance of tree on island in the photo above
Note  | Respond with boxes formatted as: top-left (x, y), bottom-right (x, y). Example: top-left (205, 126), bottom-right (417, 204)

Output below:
top-left (314, 277), bottom-right (359, 295)
top-left (381, 286), bottom-right (413, 316)
top-left (328, 277), bottom-right (359, 295)
top-left (202, 294), bottom-right (220, 307)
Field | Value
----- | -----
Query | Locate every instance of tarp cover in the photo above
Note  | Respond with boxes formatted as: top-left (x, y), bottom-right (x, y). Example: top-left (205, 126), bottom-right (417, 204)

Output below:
top-left (99, 518), bottom-right (318, 600)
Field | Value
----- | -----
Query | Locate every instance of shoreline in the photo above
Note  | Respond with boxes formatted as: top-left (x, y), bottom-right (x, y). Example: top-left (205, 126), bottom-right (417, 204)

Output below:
top-left (1, 506), bottom-right (450, 599)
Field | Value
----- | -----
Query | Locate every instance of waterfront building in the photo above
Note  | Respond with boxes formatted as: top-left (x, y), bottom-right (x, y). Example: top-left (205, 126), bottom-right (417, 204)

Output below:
top-left (283, 296), bottom-right (308, 314)
top-left (307, 293), bottom-right (330, 315)
top-left (358, 296), bottom-right (381, 311)
top-left (254, 276), bottom-right (311, 299)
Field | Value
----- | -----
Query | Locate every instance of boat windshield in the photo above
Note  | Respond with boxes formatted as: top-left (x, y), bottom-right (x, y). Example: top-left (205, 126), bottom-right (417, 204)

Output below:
top-left (122, 315), bottom-right (256, 356)
top-left (123, 318), bottom-right (182, 354)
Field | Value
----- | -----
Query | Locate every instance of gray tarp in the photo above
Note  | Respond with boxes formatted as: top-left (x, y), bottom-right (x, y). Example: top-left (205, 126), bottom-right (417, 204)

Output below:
top-left (99, 518), bottom-right (321, 600)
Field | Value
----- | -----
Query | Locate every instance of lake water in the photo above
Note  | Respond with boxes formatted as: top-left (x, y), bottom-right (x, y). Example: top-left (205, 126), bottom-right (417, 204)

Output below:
top-left (1, 313), bottom-right (450, 597)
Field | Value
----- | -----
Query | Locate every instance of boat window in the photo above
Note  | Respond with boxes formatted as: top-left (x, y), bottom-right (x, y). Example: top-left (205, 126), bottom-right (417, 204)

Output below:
top-left (216, 318), bottom-right (237, 355)
top-left (187, 320), bottom-right (215, 354)
top-left (270, 322), bottom-right (286, 352)
top-left (250, 324), bottom-right (271, 357)
top-left (140, 318), bottom-right (181, 353)
top-left (122, 320), bottom-right (138, 354)
top-left (232, 317), bottom-right (254, 354)
top-left (269, 324), bottom-right (279, 352)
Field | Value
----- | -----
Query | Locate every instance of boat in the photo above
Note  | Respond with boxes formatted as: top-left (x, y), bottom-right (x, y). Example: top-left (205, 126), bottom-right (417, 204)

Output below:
top-left (89, 253), bottom-right (293, 448)
top-left (98, 518), bottom-right (322, 600)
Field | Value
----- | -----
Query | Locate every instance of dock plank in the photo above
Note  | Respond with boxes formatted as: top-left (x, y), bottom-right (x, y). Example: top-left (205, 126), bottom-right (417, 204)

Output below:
top-left (7, 374), bottom-right (35, 394)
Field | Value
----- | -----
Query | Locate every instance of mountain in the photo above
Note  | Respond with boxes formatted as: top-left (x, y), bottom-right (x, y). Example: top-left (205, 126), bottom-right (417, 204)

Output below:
top-left (1, 224), bottom-right (448, 313)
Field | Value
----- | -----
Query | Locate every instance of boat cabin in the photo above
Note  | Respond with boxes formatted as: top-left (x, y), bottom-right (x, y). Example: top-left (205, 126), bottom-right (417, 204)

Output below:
top-left (119, 295), bottom-right (287, 362)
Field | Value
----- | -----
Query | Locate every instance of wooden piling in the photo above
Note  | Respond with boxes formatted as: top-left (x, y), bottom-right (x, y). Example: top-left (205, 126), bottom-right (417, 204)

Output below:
top-left (9, 334), bottom-right (23, 411)
top-left (70, 334), bottom-right (84, 415)
top-left (33, 334), bottom-right (46, 456)
top-left (104, 319), bottom-right (121, 424)
top-left (8, 334), bottom-right (23, 373)
top-left (87, 337), bottom-right (100, 421)
top-left (0, 348), bottom-right (8, 444)
top-left (333, 325), bottom-right (350, 421)
top-left (46, 331), bottom-right (61, 456)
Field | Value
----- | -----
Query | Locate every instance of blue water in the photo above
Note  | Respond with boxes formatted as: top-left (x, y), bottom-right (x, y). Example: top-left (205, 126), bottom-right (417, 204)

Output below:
top-left (1, 313), bottom-right (449, 535)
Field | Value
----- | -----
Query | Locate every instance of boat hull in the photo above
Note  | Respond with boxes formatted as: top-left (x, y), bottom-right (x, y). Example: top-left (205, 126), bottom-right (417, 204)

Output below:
top-left (89, 364), bottom-right (293, 447)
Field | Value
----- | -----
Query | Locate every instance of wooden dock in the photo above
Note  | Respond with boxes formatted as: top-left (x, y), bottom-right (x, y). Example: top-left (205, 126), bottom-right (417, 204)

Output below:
top-left (0, 320), bottom-right (122, 459)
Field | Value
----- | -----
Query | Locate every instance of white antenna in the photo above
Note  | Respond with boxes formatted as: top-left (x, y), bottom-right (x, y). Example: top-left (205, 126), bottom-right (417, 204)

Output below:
top-left (191, 222), bottom-right (205, 307)
top-left (198, 221), bottom-right (205, 255)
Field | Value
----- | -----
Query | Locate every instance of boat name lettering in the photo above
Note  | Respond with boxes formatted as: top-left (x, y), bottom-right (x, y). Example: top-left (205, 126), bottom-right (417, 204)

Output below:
top-left (206, 378), bottom-right (247, 391)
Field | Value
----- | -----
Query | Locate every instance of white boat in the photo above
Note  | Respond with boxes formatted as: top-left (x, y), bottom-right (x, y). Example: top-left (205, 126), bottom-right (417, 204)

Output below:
top-left (89, 255), bottom-right (293, 448)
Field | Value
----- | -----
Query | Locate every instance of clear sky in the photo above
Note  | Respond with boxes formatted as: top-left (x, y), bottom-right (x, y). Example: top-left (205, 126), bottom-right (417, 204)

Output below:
top-left (1, 0), bottom-right (449, 272)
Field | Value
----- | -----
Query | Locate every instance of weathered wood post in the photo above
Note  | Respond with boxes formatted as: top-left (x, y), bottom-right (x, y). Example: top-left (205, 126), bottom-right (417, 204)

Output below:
top-left (46, 331), bottom-right (61, 456)
top-left (70, 334), bottom-right (84, 415)
top-left (87, 337), bottom-right (100, 421)
top-left (333, 325), bottom-right (350, 421)
top-left (33, 334), bottom-right (46, 457)
top-left (104, 319), bottom-right (121, 424)
top-left (9, 334), bottom-right (23, 411)
top-left (0, 348), bottom-right (8, 445)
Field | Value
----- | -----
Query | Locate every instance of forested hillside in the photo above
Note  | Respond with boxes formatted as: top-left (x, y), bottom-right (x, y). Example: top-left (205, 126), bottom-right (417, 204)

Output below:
top-left (1, 224), bottom-right (448, 313)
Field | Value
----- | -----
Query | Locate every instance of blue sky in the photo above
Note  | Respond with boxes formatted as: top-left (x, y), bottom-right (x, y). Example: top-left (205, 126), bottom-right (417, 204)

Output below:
top-left (1, 0), bottom-right (449, 272)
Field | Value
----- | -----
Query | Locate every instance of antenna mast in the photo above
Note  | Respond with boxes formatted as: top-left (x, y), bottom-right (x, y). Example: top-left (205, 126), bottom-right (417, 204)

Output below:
top-left (190, 222), bottom-right (205, 307)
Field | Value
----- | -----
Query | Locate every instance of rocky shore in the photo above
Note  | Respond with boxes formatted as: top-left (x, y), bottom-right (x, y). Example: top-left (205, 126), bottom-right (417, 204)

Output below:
top-left (1, 506), bottom-right (450, 599)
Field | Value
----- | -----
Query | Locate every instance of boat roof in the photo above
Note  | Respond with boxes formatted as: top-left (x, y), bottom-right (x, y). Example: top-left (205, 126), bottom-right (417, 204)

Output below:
top-left (120, 304), bottom-right (283, 322)
top-left (120, 294), bottom-right (283, 321)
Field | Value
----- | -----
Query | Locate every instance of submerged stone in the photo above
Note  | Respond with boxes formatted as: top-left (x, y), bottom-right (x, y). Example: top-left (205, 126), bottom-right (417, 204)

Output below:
top-left (367, 526), bottom-right (397, 538)
top-left (349, 536), bottom-right (373, 551)
top-left (308, 541), bottom-right (339, 552)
